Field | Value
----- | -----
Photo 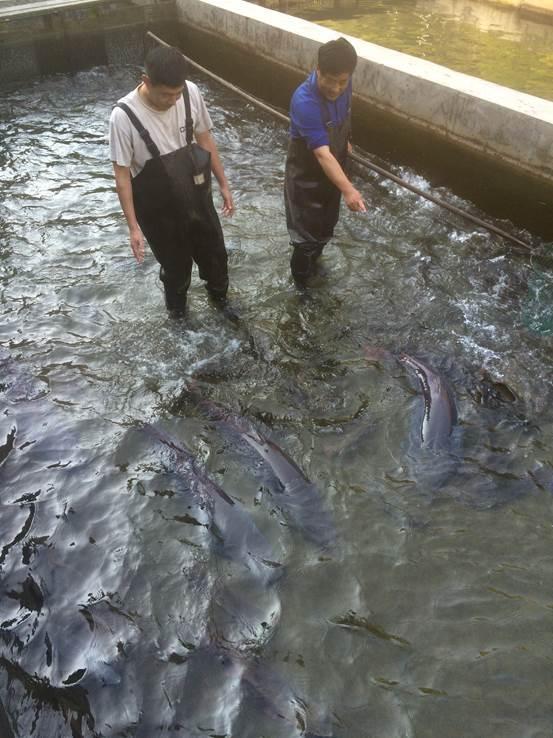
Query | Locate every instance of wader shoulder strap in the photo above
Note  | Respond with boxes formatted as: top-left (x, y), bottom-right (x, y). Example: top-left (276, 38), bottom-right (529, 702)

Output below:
top-left (181, 85), bottom-right (210, 180)
top-left (321, 99), bottom-right (333, 130)
top-left (320, 89), bottom-right (352, 131)
top-left (116, 102), bottom-right (161, 158)
top-left (181, 83), bottom-right (194, 146)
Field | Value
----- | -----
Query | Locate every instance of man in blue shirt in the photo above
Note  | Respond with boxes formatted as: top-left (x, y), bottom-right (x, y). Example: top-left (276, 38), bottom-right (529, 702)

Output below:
top-left (285, 38), bottom-right (366, 286)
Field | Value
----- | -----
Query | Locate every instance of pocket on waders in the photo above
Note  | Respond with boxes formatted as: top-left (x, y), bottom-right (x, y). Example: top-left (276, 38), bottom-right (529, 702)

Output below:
top-left (163, 145), bottom-right (213, 223)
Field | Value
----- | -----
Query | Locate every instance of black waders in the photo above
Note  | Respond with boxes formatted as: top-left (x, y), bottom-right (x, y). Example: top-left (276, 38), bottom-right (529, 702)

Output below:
top-left (284, 96), bottom-right (351, 287)
top-left (117, 85), bottom-right (228, 316)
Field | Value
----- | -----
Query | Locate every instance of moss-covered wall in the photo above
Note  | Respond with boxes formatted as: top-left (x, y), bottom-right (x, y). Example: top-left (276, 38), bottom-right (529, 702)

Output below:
top-left (252, 0), bottom-right (553, 22)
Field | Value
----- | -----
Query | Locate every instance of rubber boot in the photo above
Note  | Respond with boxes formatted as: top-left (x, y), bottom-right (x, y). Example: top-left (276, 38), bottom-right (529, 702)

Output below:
top-left (290, 241), bottom-right (324, 287)
top-left (204, 276), bottom-right (229, 303)
top-left (205, 283), bottom-right (240, 324)
top-left (160, 267), bottom-right (189, 318)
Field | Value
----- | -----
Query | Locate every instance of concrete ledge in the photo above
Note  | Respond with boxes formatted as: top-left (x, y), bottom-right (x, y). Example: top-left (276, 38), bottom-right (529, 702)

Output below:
top-left (0, 0), bottom-right (105, 19)
top-left (176, 0), bottom-right (553, 186)
top-left (520, 0), bottom-right (553, 20)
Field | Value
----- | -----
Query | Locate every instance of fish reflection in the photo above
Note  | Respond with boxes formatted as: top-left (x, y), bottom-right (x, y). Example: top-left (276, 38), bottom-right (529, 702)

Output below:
top-left (0, 425), bottom-right (16, 469)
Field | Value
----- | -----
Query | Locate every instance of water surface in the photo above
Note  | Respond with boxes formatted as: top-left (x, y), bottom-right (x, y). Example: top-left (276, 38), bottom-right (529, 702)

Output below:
top-left (0, 65), bottom-right (553, 737)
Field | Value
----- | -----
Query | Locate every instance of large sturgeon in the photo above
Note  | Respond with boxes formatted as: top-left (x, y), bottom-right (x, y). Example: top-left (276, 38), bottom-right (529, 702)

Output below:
top-left (190, 396), bottom-right (336, 550)
top-left (397, 353), bottom-right (458, 451)
top-left (142, 424), bottom-right (281, 575)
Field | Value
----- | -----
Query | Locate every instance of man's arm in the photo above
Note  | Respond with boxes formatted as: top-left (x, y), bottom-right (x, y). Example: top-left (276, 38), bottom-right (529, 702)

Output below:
top-left (195, 130), bottom-right (235, 216)
top-left (313, 146), bottom-right (366, 212)
top-left (112, 162), bottom-right (144, 263)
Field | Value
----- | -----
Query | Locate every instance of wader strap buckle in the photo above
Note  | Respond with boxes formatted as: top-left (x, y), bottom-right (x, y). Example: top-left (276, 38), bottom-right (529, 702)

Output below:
top-left (116, 102), bottom-right (161, 158)
top-left (181, 83), bottom-right (206, 184)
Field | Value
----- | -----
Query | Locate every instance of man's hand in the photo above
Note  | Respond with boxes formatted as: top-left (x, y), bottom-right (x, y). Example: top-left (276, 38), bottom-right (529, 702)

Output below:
top-left (112, 163), bottom-right (145, 261)
top-left (195, 131), bottom-right (234, 217)
top-left (220, 184), bottom-right (235, 216)
top-left (313, 146), bottom-right (366, 213)
top-left (344, 186), bottom-right (367, 212)
top-left (130, 226), bottom-right (145, 263)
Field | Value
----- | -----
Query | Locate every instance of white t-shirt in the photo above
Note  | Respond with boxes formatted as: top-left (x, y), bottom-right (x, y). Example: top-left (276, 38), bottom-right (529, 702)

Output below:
top-left (109, 81), bottom-right (213, 177)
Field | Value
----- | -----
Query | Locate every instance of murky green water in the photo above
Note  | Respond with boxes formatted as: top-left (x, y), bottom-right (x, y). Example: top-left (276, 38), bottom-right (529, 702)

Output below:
top-left (1, 65), bottom-right (553, 737)
top-left (293, 0), bottom-right (553, 101)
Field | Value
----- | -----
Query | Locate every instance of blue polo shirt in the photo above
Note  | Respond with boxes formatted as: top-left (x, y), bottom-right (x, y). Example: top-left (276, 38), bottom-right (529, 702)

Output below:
top-left (289, 71), bottom-right (352, 151)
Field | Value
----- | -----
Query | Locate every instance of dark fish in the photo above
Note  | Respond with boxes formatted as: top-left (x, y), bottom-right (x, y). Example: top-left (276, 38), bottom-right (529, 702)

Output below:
top-left (364, 347), bottom-right (458, 450)
top-left (469, 369), bottom-right (517, 408)
top-left (0, 425), bottom-right (16, 468)
top-left (242, 429), bottom-right (336, 548)
top-left (394, 356), bottom-right (539, 505)
top-left (192, 397), bottom-right (336, 549)
top-left (0, 657), bottom-right (93, 737)
top-left (398, 353), bottom-right (457, 451)
top-left (141, 424), bottom-right (281, 574)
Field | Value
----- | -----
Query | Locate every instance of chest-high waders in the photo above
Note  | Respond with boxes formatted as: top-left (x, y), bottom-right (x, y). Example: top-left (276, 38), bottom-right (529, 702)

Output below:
top-left (117, 86), bottom-right (228, 315)
top-left (284, 100), bottom-right (351, 286)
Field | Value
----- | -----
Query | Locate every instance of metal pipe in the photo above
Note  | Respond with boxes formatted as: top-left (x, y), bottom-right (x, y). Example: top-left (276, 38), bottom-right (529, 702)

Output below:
top-left (146, 30), bottom-right (533, 252)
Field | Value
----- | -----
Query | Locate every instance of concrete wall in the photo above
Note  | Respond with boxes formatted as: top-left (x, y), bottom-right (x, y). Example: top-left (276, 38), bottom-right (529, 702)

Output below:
top-left (485, 0), bottom-right (553, 20)
top-left (175, 0), bottom-right (553, 187)
top-left (0, 0), bottom-right (176, 83)
top-left (416, 0), bottom-right (553, 39)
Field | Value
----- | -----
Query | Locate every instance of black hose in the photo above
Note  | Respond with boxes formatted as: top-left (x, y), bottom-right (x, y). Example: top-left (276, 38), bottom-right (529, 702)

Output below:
top-left (146, 30), bottom-right (533, 252)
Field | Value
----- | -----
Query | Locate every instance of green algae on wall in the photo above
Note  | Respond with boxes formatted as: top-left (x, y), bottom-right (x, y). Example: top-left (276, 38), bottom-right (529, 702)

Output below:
top-left (290, 0), bottom-right (553, 101)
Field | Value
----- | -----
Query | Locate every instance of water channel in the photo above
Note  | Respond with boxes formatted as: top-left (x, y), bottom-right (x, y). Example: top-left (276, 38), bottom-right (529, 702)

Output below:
top-left (1, 64), bottom-right (553, 737)
top-left (291, 0), bottom-right (553, 101)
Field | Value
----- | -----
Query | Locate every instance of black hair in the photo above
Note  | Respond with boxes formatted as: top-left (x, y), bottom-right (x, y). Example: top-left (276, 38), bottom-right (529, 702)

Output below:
top-left (318, 37), bottom-right (357, 75)
top-left (144, 45), bottom-right (188, 87)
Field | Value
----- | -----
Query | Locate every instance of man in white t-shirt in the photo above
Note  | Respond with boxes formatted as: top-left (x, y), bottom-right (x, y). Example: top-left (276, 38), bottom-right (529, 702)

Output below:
top-left (109, 45), bottom-right (235, 317)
